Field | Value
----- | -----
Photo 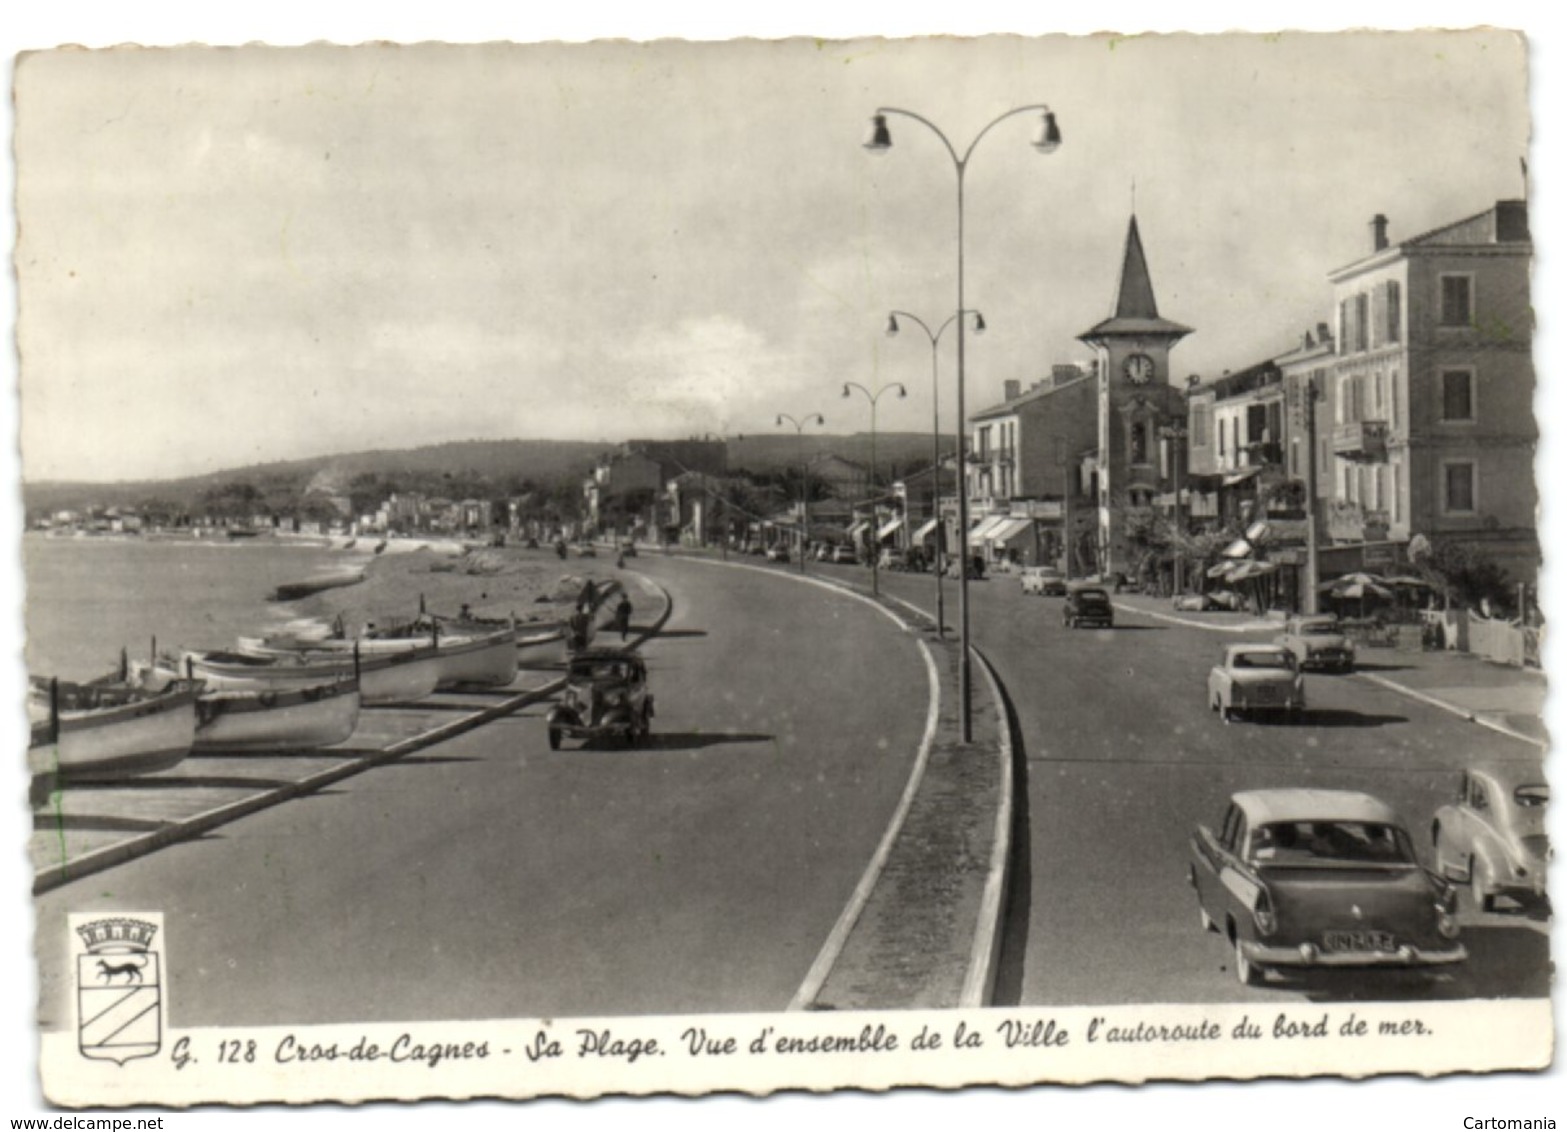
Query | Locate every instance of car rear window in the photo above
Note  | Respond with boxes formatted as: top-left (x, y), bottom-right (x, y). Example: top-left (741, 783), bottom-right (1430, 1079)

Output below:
top-left (1233, 651), bottom-right (1293, 670)
top-left (1515, 785), bottom-right (1549, 807)
top-left (1250, 821), bottom-right (1416, 866)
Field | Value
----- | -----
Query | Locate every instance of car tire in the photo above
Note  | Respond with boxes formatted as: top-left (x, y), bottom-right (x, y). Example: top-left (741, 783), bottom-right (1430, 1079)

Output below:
top-left (548, 727), bottom-right (561, 751)
top-left (1222, 704), bottom-right (1236, 723)
top-left (1199, 903), bottom-right (1216, 933)
top-left (1235, 937), bottom-right (1263, 986)
top-left (1470, 857), bottom-right (1495, 914)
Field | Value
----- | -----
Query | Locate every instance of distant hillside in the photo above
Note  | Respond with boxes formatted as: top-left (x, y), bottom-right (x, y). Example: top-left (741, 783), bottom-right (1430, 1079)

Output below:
top-left (727, 432), bottom-right (942, 478)
top-left (21, 439), bottom-right (609, 516)
top-left (20, 433), bottom-right (947, 517)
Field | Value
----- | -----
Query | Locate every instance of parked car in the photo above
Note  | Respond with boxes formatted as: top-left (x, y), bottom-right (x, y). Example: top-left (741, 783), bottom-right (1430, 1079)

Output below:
top-left (619, 541), bottom-right (638, 558)
top-left (766, 545), bottom-right (791, 563)
top-left (546, 648), bottom-right (654, 749)
top-left (1063, 583), bottom-right (1113, 628)
top-left (747, 544), bottom-right (768, 556)
top-left (1020, 566), bottom-right (1068, 596)
top-left (832, 544), bottom-right (858, 565)
top-left (1207, 643), bottom-right (1304, 721)
top-left (878, 548), bottom-right (907, 571)
top-left (1189, 789), bottom-right (1465, 986)
top-left (1276, 614), bottom-right (1355, 673)
top-left (575, 543), bottom-right (597, 558)
top-left (1432, 766), bottom-right (1550, 912)
top-left (945, 555), bottom-right (986, 580)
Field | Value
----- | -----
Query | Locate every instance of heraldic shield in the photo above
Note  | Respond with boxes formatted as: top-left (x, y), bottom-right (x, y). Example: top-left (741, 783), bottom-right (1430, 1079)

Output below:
top-left (76, 917), bottom-right (162, 1065)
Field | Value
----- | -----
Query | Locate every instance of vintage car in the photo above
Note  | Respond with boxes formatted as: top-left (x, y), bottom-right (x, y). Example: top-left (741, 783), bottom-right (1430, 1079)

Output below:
top-left (766, 545), bottom-right (791, 563)
top-left (1276, 614), bottom-right (1356, 673)
top-left (832, 544), bottom-right (858, 565)
top-left (1062, 584), bottom-right (1113, 628)
top-left (1174, 589), bottom-right (1243, 612)
top-left (1020, 566), bottom-right (1068, 596)
top-left (619, 541), bottom-right (638, 558)
top-left (575, 542), bottom-right (598, 558)
top-left (1189, 789), bottom-right (1465, 985)
top-left (878, 547), bottom-right (908, 571)
top-left (1207, 643), bottom-right (1304, 721)
top-left (546, 649), bottom-right (653, 749)
top-left (1432, 766), bottom-right (1550, 912)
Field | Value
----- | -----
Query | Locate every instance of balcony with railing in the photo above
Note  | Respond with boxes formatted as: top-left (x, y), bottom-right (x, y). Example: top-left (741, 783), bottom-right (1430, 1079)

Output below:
top-left (1332, 420), bottom-right (1389, 462)
top-left (1327, 499), bottom-right (1390, 543)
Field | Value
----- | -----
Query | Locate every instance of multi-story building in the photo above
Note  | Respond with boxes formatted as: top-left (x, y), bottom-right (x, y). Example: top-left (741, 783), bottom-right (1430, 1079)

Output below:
top-left (1322, 200), bottom-right (1536, 582)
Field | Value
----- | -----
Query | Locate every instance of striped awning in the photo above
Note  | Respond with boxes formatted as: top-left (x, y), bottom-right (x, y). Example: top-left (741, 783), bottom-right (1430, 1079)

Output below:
top-left (966, 515), bottom-right (1008, 546)
top-left (877, 517), bottom-right (904, 540)
top-left (988, 517), bottom-right (1034, 546)
top-left (913, 518), bottom-right (941, 542)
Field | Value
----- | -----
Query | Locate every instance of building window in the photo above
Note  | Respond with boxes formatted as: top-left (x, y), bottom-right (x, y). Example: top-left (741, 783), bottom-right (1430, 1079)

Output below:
top-left (1443, 461), bottom-right (1477, 514)
top-left (1389, 368), bottom-right (1400, 428)
top-left (1391, 460), bottom-right (1402, 524)
top-left (1338, 299), bottom-right (1350, 355)
top-left (1373, 465), bottom-right (1384, 511)
top-left (1440, 368), bottom-right (1475, 422)
top-left (1386, 280), bottom-right (1402, 342)
top-left (1192, 408), bottom-right (1208, 447)
top-left (1217, 415), bottom-right (1226, 457)
top-left (1354, 292), bottom-right (1370, 352)
top-left (1440, 274), bottom-right (1473, 327)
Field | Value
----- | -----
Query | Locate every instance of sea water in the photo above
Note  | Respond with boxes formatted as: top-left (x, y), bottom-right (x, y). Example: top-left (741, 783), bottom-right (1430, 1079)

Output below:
top-left (19, 535), bottom-right (367, 681)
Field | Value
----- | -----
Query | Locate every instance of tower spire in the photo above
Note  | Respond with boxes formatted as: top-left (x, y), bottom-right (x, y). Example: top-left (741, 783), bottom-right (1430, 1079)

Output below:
top-left (1112, 214), bottom-right (1160, 320)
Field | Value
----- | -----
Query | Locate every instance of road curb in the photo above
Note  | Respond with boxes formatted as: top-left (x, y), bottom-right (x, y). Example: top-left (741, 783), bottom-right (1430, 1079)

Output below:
top-left (32, 579), bottom-right (675, 896)
top-left (1353, 670), bottom-right (1547, 749)
top-left (960, 646), bottom-right (1016, 1008)
top-left (787, 637), bottom-right (942, 1012)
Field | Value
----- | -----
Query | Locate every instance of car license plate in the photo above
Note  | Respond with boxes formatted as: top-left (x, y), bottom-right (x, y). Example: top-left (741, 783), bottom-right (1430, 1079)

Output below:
top-left (1322, 930), bottom-right (1395, 953)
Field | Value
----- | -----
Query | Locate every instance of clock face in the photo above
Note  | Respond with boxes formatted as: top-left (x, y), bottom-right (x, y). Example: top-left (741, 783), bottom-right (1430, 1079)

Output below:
top-left (1123, 353), bottom-right (1156, 385)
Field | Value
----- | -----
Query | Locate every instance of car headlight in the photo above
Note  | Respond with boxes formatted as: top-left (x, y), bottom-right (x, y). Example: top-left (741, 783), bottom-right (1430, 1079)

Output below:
top-left (1436, 904), bottom-right (1460, 939)
top-left (1252, 890), bottom-right (1277, 937)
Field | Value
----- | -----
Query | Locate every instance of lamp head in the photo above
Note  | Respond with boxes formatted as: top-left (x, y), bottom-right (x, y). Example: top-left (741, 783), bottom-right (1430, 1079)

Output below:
top-left (973, 312), bottom-right (987, 334)
top-left (863, 113), bottom-right (892, 153)
top-left (885, 313), bottom-right (900, 338)
top-left (775, 415), bottom-right (785, 427)
top-left (895, 384), bottom-right (907, 399)
top-left (812, 413), bottom-right (825, 426)
top-left (1031, 110), bottom-right (1062, 155)
top-left (841, 384), bottom-right (851, 399)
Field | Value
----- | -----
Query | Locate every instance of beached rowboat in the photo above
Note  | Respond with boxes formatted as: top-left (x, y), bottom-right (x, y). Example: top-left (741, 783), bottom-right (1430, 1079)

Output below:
top-left (27, 675), bottom-right (200, 785)
top-left (176, 644), bottom-right (441, 706)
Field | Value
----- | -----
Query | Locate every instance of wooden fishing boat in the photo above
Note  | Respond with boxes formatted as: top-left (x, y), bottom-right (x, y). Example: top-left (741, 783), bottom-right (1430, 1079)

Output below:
top-left (246, 621), bottom-right (519, 689)
top-left (175, 644), bottom-right (441, 706)
top-left (133, 663), bottom-right (363, 750)
top-left (27, 674), bottom-right (200, 786)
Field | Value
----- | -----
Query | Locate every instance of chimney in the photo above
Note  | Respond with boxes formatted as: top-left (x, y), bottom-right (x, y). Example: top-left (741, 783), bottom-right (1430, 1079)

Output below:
top-left (1495, 199), bottom-right (1529, 242)
top-left (1316, 321), bottom-right (1332, 344)
top-left (1003, 379), bottom-right (1022, 401)
top-left (1371, 213), bottom-right (1390, 252)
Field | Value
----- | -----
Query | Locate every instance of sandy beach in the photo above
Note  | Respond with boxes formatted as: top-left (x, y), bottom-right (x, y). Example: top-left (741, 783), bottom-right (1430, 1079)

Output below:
top-left (287, 542), bottom-right (626, 635)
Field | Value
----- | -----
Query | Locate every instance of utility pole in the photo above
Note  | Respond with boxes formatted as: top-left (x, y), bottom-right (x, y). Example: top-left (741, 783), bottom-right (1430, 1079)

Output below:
top-left (1303, 375), bottom-right (1321, 615)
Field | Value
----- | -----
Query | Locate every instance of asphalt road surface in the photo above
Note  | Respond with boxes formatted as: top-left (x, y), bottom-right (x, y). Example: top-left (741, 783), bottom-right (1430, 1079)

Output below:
top-left (811, 559), bottom-right (1549, 1006)
top-left (35, 560), bottom-right (927, 1027)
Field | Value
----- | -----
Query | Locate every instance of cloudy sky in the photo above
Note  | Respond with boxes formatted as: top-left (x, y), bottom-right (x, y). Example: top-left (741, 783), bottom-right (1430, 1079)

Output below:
top-left (12, 28), bottom-right (1537, 483)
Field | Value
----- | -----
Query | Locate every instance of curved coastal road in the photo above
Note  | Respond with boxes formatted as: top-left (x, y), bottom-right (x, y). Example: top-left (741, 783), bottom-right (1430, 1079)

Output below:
top-left (35, 557), bottom-right (928, 1027)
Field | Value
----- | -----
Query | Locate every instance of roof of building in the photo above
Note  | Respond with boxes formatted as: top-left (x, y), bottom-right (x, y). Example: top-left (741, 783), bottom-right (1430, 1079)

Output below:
top-left (1078, 215), bottom-right (1193, 344)
top-left (970, 369), bottom-right (1094, 422)
top-left (1331, 200), bottom-right (1530, 279)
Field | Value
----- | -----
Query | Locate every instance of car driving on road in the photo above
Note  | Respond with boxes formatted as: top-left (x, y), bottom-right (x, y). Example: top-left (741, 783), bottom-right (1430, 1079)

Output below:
top-left (1020, 566), bottom-right (1067, 596)
top-left (1276, 613), bottom-right (1356, 673)
top-left (1207, 643), bottom-right (1304, 722)
top-left (1432, 766), bottom-right (1550, 913)
top-left (546, 649), bottom-right (654, 750)
top-left (1062, 583), bottom-right (1113, 628)
top-left (1189, 789), bottom-right (1465, 986)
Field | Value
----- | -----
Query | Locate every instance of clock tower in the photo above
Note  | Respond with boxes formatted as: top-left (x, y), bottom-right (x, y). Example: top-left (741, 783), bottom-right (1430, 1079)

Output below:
top-left (1077, 215), bottom-right (1193, 577)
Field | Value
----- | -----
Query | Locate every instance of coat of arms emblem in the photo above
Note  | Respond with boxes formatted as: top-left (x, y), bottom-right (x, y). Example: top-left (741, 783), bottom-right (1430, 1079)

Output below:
top-left (75, 916), bottom-right (162, 1065)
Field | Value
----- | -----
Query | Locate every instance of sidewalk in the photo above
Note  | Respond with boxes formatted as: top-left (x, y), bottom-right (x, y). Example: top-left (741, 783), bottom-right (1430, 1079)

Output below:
top-left (1111, 592), bottom-right (1547, 748)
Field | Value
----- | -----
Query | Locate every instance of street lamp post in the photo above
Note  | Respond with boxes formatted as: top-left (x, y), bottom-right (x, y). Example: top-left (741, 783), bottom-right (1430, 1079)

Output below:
top-left (865, 103), bottom-right (1061, 743)
top-left (776, 412), bottom-right (825, 573)
top-left (886, 309), bottom-right (985, 637)
top-left (842, 380), bottom-right (907, 597)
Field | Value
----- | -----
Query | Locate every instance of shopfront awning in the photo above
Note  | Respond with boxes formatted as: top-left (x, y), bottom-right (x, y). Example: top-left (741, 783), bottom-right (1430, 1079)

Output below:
top-left (913, 518), bottom-right (941, 543)
top-left (847, 520), bottom-right (870, 539)
top-left (877, 517), bottom-right (904, 541)
top-left (988, 517), bottom-right (1034, 546)
top-left (1222, 466), bottom-right (1262, 487)
top-left (966, 515), bottom-right (1008, 546)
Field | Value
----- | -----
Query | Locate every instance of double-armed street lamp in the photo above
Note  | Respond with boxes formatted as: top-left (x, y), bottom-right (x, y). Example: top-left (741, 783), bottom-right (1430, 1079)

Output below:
top-left (864, 103), bottom-right (1062, 742)
top-left (776, 412), bottom-right (826, 573)
top-left (886, 309), bottom-right (986, 638)
top-left (841, 380), bottom-right (907, 596)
